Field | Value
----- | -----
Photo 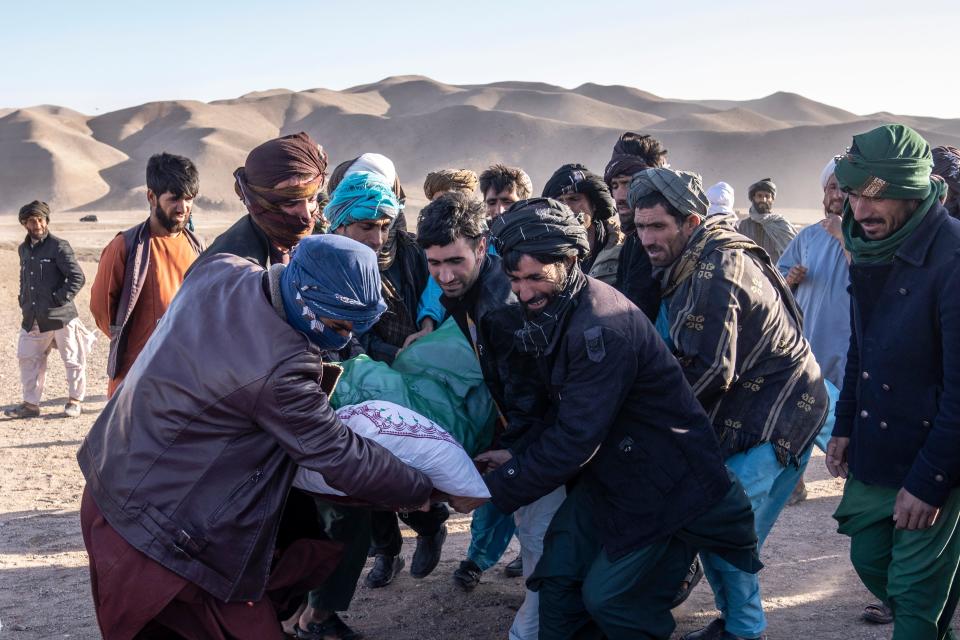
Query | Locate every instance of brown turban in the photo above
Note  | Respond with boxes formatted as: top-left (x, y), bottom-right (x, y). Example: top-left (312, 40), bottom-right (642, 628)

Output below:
top-left (19, 200), bottom-right (50, 223)
top-left (234, 132), bottom-right (328, 256)
top-left (423, 169), bottom-right (479, 200)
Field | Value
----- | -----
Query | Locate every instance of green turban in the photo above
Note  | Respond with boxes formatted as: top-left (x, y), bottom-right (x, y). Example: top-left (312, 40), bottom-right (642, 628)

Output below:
top-left (835, 124), bottom-right (933, 200)
top-left (628, 168), bottom-right (708, 219)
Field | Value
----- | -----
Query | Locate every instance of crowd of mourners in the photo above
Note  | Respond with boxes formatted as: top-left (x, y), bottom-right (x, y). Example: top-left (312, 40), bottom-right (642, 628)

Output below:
top-left (8, 124), bottom-right (960, 640)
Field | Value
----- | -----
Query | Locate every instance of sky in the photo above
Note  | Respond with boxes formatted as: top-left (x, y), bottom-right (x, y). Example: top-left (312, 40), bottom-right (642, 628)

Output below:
top-left (2, 0), bottom-right (958, 119)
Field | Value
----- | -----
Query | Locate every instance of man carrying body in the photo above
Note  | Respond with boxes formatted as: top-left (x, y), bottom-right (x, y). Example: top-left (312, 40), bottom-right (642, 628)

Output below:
top-left (542, 164), bottom-right (622, 285)
top-left (78, 234), bottom-right (432, 639)
top-left (416, 192), bottom-right (550, 635)
top-left (826, 124), bottom-right (960, 639)
top-left (90, 152), bottom-right (203, 396)
top-left (465, 199), bottom-right (759, 639)
top-left (736, 178), bottom-right (796, 263)
top-left (604, 131), bottom-right (664, 321)
top-left (630, 169), bottom-right (826, 640)
top-left (6, 200), bottom-right (89, 419)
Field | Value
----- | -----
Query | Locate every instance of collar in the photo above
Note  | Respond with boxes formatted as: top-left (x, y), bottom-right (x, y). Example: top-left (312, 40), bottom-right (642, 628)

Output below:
top-left (895, 203), bottom-right (947, 267)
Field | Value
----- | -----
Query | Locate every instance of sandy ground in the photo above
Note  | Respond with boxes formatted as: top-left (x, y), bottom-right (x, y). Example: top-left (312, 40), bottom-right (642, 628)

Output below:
top-left (0, 210), bottom-right (942, 639)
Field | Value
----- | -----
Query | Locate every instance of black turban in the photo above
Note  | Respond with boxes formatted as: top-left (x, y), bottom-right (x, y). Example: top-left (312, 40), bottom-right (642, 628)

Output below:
top-left (541, 164), bottom-right (617, 222)
top-left (19, 200), bottom-right (50, 223)
top-left (748, 178), bottom-right (777, 199)
top-left (490, 198), bottom-right (590, 261)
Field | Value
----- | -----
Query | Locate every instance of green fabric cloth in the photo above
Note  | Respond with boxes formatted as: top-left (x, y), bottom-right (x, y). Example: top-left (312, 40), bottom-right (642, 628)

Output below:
top-left (627, 167), bottom-right (709, 219)
top-left (834, 477), bottom-right (960, 640)
top-left (835, 124), bottom-right (934, 200)
top-left (841, 182), bottom-right (941, 264)
top-left (330, 316), bottom-right (497, 457)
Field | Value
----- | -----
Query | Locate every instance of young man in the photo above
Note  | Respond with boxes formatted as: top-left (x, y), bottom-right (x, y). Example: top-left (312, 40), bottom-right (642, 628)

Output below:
top-left (542, 164), bottom-right (622, 285)
top-left (827, 124), bottom-right (960, 639)
top-left (6, 200), bottom-right (90, 419)
top-left (736, 178), bottom-right (796, 264)
top-left (78, 234), bottom-right (432, 640)
top-left (466, 198), bottom-right (759, 640)
top-left (417, 193), bottom-right (550, 636)
top-left (631, 169), bottom-right (827, 640)
top-left (603, 131), bottom-right (665, 321)
top-left (479, 164), bottom-right (533, 220)
top-left (90, 152), bottom-right (203, 396)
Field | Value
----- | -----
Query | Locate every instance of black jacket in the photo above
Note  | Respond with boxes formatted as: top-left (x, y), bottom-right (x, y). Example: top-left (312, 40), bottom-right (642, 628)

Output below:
top-left (485, 277), bottom-right (732, 558)
top-left (18, 232), bottom-right (85, 331)
top-left (835, 204), bottom-right (960, 507)
top-left (192, 214), bottom-right (271, 272)
top-left (78, 255), bottom-right (433, 602)
top-left (441, 253), bottom-right (550, 451)
top-left (614, 233), bottom-right (660, 321)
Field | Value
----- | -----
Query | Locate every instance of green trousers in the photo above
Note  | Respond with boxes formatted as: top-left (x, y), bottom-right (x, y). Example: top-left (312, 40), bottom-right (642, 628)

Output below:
top-left (834, 477), bottom-right (960, 640)
top-left (306, 499), bottom-right (372, 612)
top-left (530, 484), bottom-right (697, 640)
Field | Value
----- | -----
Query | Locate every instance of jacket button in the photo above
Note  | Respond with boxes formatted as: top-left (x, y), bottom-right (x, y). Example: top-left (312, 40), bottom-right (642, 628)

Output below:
top-left (881, 384), bottom-right (890, 391)
top-left (879, 421), bottom-right (888, 429)
top-left (860, 410), bottom-right (869, 418)
top-left (898, 288), bottom-right (908, 295)
top-left (922, 420), bottom-right (931, 428)
top-left (936, 474), bottom-right (945, 482)
top-left (862, 371), bottom-right (870, 380)
top-left (506, 468), bottom-right (516, 476)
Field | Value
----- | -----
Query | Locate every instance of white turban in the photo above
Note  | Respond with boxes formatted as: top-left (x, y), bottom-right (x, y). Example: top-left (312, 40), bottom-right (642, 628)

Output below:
top-left (820, 158), bottom-right (837, 191)
top-left (347, 152), bottom-right (397, 185)
top-left (706, 181), bottom-right (735, 216)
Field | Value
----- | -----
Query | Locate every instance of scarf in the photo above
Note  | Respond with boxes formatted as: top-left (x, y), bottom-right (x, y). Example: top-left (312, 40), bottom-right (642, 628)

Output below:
top-left (746, 206), bottom-right (797, 250)
top-left (324, 171), bottom-right (400, 234)
top-left (514, 265), bottom-right (587, 357)
top-left (628, 168), bottom-right (709, 219)
top-left (841, 181), bottom-right (942, 264)
top-left (489, 198), bottom-right (590, 261)
top-left (662, 218), bottom-right (761, 299)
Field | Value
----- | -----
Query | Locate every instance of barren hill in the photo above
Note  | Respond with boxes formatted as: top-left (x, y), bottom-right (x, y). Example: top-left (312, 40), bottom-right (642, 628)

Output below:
top-left (2, 77), bottom-right (958, 215)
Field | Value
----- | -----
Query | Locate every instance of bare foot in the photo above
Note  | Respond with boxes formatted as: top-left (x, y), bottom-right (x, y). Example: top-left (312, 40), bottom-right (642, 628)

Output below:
top-left (282, 601), bottom-right (307, 636)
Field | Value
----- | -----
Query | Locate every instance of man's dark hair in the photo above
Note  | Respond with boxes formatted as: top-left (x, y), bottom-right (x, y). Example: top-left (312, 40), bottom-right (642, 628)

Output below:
top-left (479, 164), bottom-right (533, 199)
top-left (416, 191), bottom-right (487, 249)
top-left (617, 133), bottom-right (668, 169)
top-left (146, 152), bottom-right (199, 199)
top-left (632, 191), bottom-right (686, 226)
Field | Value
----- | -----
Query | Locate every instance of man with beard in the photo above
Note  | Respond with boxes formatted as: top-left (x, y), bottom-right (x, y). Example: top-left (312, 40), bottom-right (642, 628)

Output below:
top-left (826, 125), bottom-right (960, 640)
top-left (736, 178), bottom-right (796, 263)
top-left (933, 145), bottom-right (960, 218)
top-left (542, 164), bottom-right (622, 285)
top-left (6, 200), bottom-right (90, 419)
top-left (604, 131), bottom-right (665, 321)
top-left (90, 152), bottom-right (203, 396)
top-left (462, 199), bottom-right (760, 640)
top-left (198, 132), bottom-right (327, 268)
top-left (631, 169), bottom-right (827, 640)
top-left (416, 192), bottom-right (551, 637)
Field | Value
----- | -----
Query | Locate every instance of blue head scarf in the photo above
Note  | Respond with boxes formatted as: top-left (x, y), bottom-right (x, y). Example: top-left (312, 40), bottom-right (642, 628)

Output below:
top-left (324, 171), bottom-right (401, 233)
top-left (280, 235), bottom-right (387, 350)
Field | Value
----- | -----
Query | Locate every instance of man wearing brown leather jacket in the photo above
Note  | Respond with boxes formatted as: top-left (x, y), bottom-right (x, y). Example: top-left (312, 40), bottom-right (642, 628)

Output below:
top-left (77, 234), bottom-right (433, 640)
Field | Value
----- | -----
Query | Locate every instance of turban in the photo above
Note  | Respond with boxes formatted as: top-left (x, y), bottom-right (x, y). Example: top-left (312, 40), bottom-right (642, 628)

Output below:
top-left (706, 182), bottom-right (735, 216)
top-left (423, 169), bottom-right (479, 200)
top-left (541, 164), bottom-right (617, 222)
top-left (490, 198), bottom-right (589, 261)
top-left (280, 234), bottom-right (387, 350)
top-left (628, 168), bottom-right (709, 219)
top-left (820, 158), bottom-right (838, 190)
top-left (933, 145), bottom-right (960, 193)
top-left (325, 171), bottom-right (400, 233)
top-left (19, 200), bottom-right (50, 223)
top-left (748, 178), bottom-right (777, 199)
top-left (602, 132), bottom-right (666, 187)
top-left (835, 124), bottom-right (933, 200)
top-left (234, 132), bottom-right (328, 253)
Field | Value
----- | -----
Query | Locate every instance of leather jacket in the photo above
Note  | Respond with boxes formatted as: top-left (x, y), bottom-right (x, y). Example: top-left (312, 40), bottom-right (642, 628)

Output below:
top-left (78, 254), bottom-right (433, 602)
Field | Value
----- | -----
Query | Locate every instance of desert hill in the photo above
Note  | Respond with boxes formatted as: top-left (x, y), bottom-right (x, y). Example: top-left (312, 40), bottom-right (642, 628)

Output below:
top-left (2, 75), bottom-right (958, 215)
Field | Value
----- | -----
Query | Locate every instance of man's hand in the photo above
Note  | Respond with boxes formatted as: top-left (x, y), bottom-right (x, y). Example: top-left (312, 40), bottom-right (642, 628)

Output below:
top-left (825, 436), bottom-right (850, 478)
top-left (785, 265), bottom-right (808, 288)
top-left (402, 318), bottom-right (436, 349)
top-left (821, 214), bottom-right (843, 242)
top-left (474, 449), bottom-right (513, 473)
top-left (893, 489), bottom-right (940, 530)
top-left (448, 496), bottom-right (489, 514)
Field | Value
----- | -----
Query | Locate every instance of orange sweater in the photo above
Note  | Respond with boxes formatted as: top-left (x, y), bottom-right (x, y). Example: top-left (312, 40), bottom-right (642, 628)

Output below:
top-left (90, 231), bottom-right (198, 396)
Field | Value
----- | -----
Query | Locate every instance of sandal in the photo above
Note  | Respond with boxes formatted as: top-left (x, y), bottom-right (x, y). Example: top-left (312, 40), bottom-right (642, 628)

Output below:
top-left (671, 556), bottom-right (704, 608)
top-left (295, 613), bottom-right (363, 640)
top-left (862, 602), bottom-right (893, 624)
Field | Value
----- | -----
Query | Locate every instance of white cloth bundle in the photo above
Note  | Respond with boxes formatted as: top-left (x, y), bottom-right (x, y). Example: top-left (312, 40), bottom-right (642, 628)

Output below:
top-left (294, 401), bottom-right (490, 499)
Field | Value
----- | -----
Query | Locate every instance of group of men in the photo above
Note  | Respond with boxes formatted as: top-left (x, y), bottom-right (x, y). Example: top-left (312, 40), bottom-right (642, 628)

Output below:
top-left (8, 124), bottom-right (960, 640)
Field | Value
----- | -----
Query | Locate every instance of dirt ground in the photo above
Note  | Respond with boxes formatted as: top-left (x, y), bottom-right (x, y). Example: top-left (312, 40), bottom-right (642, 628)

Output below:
top-left (0, 210), bottom-right (944, 639)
